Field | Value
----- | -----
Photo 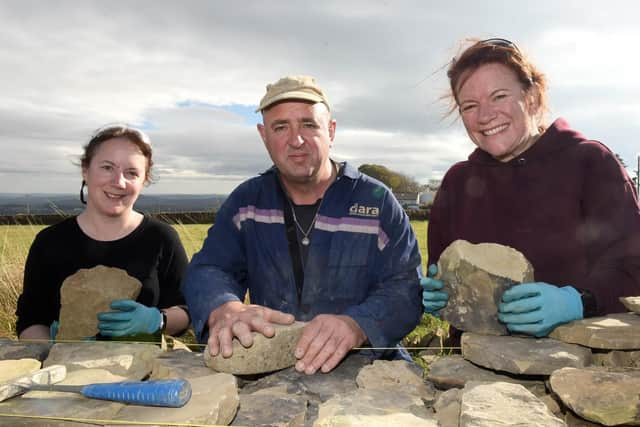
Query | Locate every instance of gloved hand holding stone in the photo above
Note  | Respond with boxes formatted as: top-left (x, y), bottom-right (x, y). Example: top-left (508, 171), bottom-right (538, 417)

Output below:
top-left (498, 282), bottom-right (583, 337)
top-left (421, 264), bottom-right (449, 316)
top-left (97, 299), bottom-right (162, 337)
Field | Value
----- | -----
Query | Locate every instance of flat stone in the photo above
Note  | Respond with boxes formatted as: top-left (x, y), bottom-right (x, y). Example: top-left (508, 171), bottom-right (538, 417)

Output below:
top-left (356, 360), bottom-right (435, 402)
top-left (0, 359), bottom-right (41, 383)
top-left (57, 265), bottom-right (142, 340)
top-left (43, 342), bottom-right (160, 380)
top-left (316, 388), bottom-right (434, 425)
top-left (620, 296), bottom-right (640, 313)
top-left (550, 367), bottom-right (640, 426)
top-left (591, 350), bottom-right (640, 368)
top-left (0, 368), bottom-right (126, 427)
top-left (204, 321), bottom-right (306, 374)
top-left (433, 388), bottom-right (461, 427)
top-left (460, 381), bottom-right (565, 427)
top-left (0, 340), bottom-right (50, 361)
top-left (549, 313), bottom-right (640, 350)
top-left (563, 410), bottom-right (602, 427)
top-left (426, 355), bottom-right (545, 393)
top-left (437, 240), bottom-right (534, 335)
top-left (149, 349), bottom-right (213, 380)
top-left (461, 333), bottom-right (591, 375)
top-left (110, 373), bottom-right (239, 427)
top-left (231, 393), bottom-right (307, 427)
top-left (314, 413), bottom-right (439, 427)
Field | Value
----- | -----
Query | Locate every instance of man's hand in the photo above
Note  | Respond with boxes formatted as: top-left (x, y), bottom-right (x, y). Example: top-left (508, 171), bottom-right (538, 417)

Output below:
top-left (498, 282), bottom-right (583, 337)
top-left (294, 314), bottom-right (367, 375)
top-left (207, 301), bottom-right (295, 358)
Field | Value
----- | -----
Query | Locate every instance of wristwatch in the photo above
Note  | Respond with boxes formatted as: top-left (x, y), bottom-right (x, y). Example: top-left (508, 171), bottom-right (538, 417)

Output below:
top-left (159, 310), bottom-right (168, 333)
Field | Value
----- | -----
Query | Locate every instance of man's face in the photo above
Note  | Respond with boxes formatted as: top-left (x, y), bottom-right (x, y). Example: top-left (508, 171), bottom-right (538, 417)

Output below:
top-left (257, 101), bottom-right (336, 186)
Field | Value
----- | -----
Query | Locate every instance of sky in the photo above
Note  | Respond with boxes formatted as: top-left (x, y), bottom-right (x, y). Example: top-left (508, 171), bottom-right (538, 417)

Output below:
top-left (1, 0), bottom-right (639, 194)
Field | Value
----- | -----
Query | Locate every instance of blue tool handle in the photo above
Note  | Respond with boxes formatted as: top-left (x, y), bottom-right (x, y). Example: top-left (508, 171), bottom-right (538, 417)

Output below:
top-left (81, 379), bottom-right (191, 407)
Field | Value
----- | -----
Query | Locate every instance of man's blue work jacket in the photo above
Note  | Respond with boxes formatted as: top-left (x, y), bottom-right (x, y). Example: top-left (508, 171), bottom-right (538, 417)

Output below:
top-left (183, 162), bottom-right (422, 358)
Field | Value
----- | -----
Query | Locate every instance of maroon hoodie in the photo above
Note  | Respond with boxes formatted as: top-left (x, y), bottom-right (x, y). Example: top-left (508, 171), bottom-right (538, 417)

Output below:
top-left (428, 118), bottom-right (640, 315)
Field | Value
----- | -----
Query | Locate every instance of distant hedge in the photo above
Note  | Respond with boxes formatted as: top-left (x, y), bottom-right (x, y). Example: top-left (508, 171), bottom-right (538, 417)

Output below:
top-left (0, 211), bottom-right (216, 226)
top-left (0, 207), bottom-right (427, 226)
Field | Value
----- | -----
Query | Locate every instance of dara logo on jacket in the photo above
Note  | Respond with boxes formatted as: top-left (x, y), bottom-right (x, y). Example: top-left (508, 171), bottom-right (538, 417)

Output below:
top-left (349, 203), bottom-right (379, 217)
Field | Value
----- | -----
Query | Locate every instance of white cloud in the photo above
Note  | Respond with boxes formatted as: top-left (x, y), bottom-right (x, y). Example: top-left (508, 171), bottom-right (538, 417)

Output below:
top-left (1, 0), bottom-right (639, 193)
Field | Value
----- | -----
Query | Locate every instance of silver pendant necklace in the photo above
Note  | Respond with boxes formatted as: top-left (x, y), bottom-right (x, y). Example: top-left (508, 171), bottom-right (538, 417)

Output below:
top-left (289, 200), bottom-right (322, 246)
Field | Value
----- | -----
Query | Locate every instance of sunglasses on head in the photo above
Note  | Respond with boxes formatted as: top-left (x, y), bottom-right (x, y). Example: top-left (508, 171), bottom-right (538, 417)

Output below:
top-left (478, 38), bottom-right (521, 52)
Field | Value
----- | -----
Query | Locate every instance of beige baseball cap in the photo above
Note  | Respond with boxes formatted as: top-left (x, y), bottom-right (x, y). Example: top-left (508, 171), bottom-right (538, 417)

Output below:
top-left (256, 75), bottom-right (331, 112)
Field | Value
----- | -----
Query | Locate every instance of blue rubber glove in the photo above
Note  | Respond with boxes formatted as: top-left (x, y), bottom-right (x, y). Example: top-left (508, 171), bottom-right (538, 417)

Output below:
top-left (97, 299), bottom-right (162, 337)
top-left (421, 264), bottom-right (449, 316)
top-left (498, 283), bottom-right (583, 337)
top-left (49, 320), bottom-right (59, 342)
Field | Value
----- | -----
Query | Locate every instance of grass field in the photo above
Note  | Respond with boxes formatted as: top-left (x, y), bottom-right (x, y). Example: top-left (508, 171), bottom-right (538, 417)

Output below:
top-left (0, 220), bottom-right (429, 339)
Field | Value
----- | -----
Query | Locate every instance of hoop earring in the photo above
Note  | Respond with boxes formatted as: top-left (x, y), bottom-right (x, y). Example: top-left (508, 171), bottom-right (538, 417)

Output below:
top-left (80, 180), bottom-right (87, 205)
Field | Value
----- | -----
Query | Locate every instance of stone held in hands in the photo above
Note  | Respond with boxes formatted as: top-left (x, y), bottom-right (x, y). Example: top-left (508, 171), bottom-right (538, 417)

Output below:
top-left (204, 321), bottom-right (306, 375)
top-left (57, 265), bottom-right (142, 340)
top-left (437, 239), bottom-right (534, 335)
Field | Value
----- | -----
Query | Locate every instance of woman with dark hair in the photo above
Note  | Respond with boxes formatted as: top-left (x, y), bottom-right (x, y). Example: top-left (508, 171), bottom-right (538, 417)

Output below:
top-left (422, 38), bottom-right (640, 337)
top-left (17, 124), bottom-right (189, 340)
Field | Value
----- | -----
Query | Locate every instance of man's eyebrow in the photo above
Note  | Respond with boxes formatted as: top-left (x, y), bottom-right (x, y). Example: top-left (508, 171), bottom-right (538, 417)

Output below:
top-left (270, 119), bottom-right (289, 126)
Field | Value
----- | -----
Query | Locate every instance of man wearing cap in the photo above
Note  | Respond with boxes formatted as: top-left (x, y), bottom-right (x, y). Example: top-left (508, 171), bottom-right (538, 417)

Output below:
top-left (183, 75), bottom-right (422, 374)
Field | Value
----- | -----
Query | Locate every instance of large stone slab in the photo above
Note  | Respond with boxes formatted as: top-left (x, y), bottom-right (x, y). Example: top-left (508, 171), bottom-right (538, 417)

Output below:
top-left (0, 340), bottom-right (50, 362)
top-left (550, 367), bottom-right (640, 426)
top-left (460, 381), bottom-right (565, 427)
top-left (149, 349), bottom-right (212, 380)
top-left (426, 355), bottom-right (545, 393)
top-left (110, 373), bottom-right (239, 427)
top-left (0, 359), bottom-right (41, 383)
top-left (549, 313), bottom-right (640, 350)
top-left (356, 360), bottom-right (435, 402)
top-left (232, 392), bottom-right (307, 427)
top-left (437, 240), bottom-right (534, 335)
top-left (43, 342), bottom-right (160, 380)
top-left (461, 333), bottom-right (591, 375)
top-left (314, 413), bottom-right (439, 427)
top-left (620, 296), bottom-right (640, 313)
top-left (205, 321), bottom-right (306, 374)
top-left (57, 265), bottom-right (142, 340)
top-left (315, 387), bottom-right (434, 425)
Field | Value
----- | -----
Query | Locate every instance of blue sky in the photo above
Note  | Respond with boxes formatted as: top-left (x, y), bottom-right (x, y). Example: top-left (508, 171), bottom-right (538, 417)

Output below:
top-left (1, 0), bottom-right (639, 194)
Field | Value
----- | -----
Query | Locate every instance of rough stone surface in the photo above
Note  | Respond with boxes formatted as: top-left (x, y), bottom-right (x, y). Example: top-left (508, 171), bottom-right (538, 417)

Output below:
top-left (0, 340), bottom-right (50, 361)
top-left (56, 265), bottom-right (142, 341)
top-left (232, 392), bottom-right (307, 427)
top-left (434, 388), bottom-right (461, 427)
top-left (426, 355), bottom-right (545, 393)
top-left (460, 381), bottom-right (565, 427)
top-left (205, 321), bottom-right (306, 374)
top-left (591, 350), bottom-right (640, 368)
top-left (461, 333), bottom-right (591, 375)
top-left (314, 413), bottom-right (439, 427)
top-left (315, 387), bottom-right (434, 425)
top-left (620, 296), bottom-right (640, 313)
top-left (0, 359), bottom-right (41, 383)
top-left (356, 359), bottom-right (435, 402)
top-left (43, 342), bottom-right (160, 379)
top-left (149, 349), bottom-right (213, 380)
top-left (550, 367), bottom-right (640, 426)
top-left (437, 240), bottom-right (534, 335)
top-left (110, 373), bottom-right (239, 427)
top-left (549, 312), bottom-right (640, 350)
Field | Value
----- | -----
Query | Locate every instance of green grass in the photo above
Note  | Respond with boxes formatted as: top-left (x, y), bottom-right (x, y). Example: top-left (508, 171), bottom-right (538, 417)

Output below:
top-left (0, 221), bottom-right (440, 352)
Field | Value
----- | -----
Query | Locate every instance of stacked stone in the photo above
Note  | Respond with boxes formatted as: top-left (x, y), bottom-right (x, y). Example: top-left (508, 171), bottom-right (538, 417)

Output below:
top-left (426, 240), bottom-right (640, 427)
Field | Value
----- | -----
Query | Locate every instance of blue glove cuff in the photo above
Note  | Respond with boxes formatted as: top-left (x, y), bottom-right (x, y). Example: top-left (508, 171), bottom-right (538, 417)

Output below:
top-left (560, 286), bottom-right (584, 321)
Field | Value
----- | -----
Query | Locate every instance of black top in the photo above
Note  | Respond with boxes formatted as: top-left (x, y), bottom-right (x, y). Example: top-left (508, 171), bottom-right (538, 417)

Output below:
top-left (16, 215), bottom-right (188, 335)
